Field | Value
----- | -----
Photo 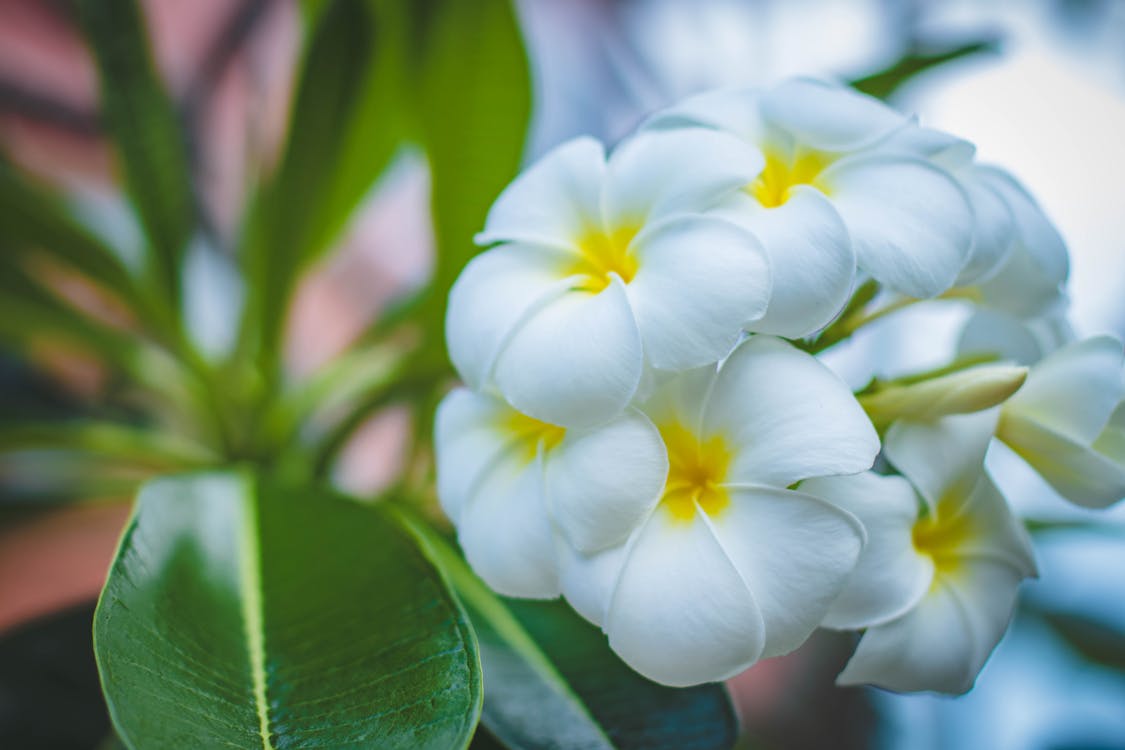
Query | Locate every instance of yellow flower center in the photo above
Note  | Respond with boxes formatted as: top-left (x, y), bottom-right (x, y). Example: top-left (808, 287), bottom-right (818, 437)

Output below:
top-left (911, 498), bottom-right (975, 581)
top-left (568, 224), bottom-right (640, 293)
top-left (501, 410), bottom-right (567, 461)
top-left (749, 147), bottom-right (834, 208)
top-left (659, 422), bottom-right (734, 522)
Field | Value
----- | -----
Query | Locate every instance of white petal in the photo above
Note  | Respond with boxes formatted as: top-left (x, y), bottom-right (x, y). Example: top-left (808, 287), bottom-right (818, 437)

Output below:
top-left (997, 413), bottom-right (1125, 508)
top-left (760, 78), bottom-right (909, 152)
top-left (458, 450), bottom-right (560, 598)
top-left (556, 540), bottom-right (628, 628)
top-left (975, 166), bottom-right (1068, 286)
top-left (493, 276), bottom-right (643, 429)
top-left (625, 215), bottom-right (770, 371)
top-left (836, 573), bottom-right (995, 695)
top-left (720, 188), bottom-right (854, 337)
top-left (883, 410), bottom-right (998, 513)
top-left (602, 127), bottom-right (765, 228)
top-left (703, 336), bottom-right (879, 487)
top-left (636, 364), bottom-right (718, 435)
top-left (446, 243), bottom-right (573, 390)
top-left (604, 509), bottom-right (765, 687)
top-left (956, 167), bottom-right (1017, 285)
top-left (954, 475), bottom-right (1038, 577)
top-left (819, 154), bottom-right (973, 298)
top-left (878, 125), bottom-right (976, 169)
top-left (545, 409), bottom-right (668, 552)
top-left (1094, 401), bottom-right (1125, 463)
top-left (958, 309), bottom-right (1049, 366)
top-left (705, 485), bottom-right (864, 657)
top-left (973, 246), bottom-right (1069, 319)
top-left (477, 136), bottom-right (605, 248)
top-left (1002, 336), bottom-right (1124, 444)
top-left (643, 87), bottom-right (770, 144)
top-left (434, 388), bottom-right (510, 524)
top-left (801, 473), bottom-right (933, 630)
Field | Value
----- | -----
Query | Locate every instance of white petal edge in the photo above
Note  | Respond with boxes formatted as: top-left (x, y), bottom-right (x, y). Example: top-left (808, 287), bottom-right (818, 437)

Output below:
top-left (760, 78), bottom-right (910, 152)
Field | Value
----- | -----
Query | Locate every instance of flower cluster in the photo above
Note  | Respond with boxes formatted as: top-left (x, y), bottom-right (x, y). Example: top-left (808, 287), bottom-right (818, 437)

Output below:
top-left (436, 78), bottom-right (1125, 692)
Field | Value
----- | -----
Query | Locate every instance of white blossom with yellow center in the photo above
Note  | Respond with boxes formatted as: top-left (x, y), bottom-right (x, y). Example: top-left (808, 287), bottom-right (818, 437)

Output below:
top-left (553, 336), bottom-right (879, 686)
top-left (446, 128), bottom-right (772, 430)
top-left (645, 78), bottom-right (976, 335)
top-left (803, 410), bottom-right (1037, 694)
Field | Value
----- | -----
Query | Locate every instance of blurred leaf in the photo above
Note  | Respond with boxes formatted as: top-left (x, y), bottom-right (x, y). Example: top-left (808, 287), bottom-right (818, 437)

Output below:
top-left (1039, 610), bottom-right (1125, 672)
top-left (409, 0), bottom-right (531, 353)
top-left (96, 473), bottom-right (482, 749)
top-left (0, 421), bottom-right (216, 471)
top-left (397, 506), bottom-right (739, 750)
top-left (75, 0), bottom-right (196, 305)
top-left (850, 37), bottom-right (1000, 100)
top-left (243, 0), bottom-right (405, 371)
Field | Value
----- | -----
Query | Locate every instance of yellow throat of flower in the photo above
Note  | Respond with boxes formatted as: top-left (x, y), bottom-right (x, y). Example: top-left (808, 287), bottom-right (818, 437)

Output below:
top-left (659, 422), bottom-right (734, 522)
top-left (502, 410), bottom-right (567, 461)
top-left (911, 498), bottom-right (976, 581)
top-left (749, 147), bottom-right (833, 208)
top-left (569, 224), bottom-right (640, 293)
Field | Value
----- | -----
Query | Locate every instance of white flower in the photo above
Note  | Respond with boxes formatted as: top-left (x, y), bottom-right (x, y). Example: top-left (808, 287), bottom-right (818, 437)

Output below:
top-left (959, 307), bottom-right (1076, 366)
top-left (447, 129), bottom-right (771, 429)
top-left (804, 410), bottom-right (1037, 694)
top-left (995, 336), bottom-right (1125, 507)
top-left (434, 387), bottom-right (668, 598)
top-left (883, 126), bottom-right (1069, 316)
top-left (646, 78), bottom-right (974, 332)
top-left (557, 336), bottom-right (879, 686)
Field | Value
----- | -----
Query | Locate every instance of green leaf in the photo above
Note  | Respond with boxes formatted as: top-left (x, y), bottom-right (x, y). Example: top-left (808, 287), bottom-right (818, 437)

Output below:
top-left (850, 37), bottom-right (1000, 100)
top-left (75, 0), bottom-right (196, 305)
top-left (397, 506), bottom-right (739, 750)
top-left (410, 0), bottom-right (531, 350)
top-left (96, 473), bottom-right (482, 749)
top-left (243, 0), bottom-right (406, 371)
top-left (1039, 609), bottom-right (1125, 672)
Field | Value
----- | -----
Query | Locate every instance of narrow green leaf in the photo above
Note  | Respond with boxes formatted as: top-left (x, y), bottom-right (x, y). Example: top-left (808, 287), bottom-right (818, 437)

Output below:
top-left (850, 37), bottom-right (1000, 100)
top-left (397, 506), bottom-right (739, 750)
top-left (0, 421), bottom-right (216, 470)
top-left (243, 0), bottom-right (405, 370)
top-left (96, 473), bottom-right (482, 749)
top-left (410, 0), bottom-right (531, 349)
top-left (75, 0), bottom-right (196, 304)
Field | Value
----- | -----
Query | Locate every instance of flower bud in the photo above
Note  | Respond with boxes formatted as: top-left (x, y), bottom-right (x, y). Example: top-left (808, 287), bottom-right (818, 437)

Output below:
top-left (859, 364), bottom-right (1028, 430)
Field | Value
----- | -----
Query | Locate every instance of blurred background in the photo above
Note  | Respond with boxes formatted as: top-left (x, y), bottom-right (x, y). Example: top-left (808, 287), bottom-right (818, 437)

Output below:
top-left (1, 1), bottom-right (1124, 748)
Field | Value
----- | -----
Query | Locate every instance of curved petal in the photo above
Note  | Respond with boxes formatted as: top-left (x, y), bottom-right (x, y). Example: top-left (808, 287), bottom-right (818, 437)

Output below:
top-left (956, 169), bottom-right (1017, 285)
top-left (836, 577), bottom-right (983, 695)
top-left (458, 450), bottom-right (560, 598)
top-left (975, 166), bottom-right (1068, 286)
top-left (704, 486), bottom-right (864, 658)
top-left (637, 364), bottom-right (719, 437)
top-left (434, 388), bottom-right (512, 524)
top-left (703, 336), bottom-right (879, 487)
top-left (477, 136), bottom-right (605, 248)
top-left (997, 413), bottom-right (1125, 508)
top-left (493, 276), bottom-right (643, 429)
top-left (643, 87), bottom-right (770, 144)
top-left (1003, 336), bottom-right (1124, 444)
top-left (760, 78), bottom-right (909, 152)
top-left (953, 475), bottom-right (1038, 577)
top-left (958, 309), bottom-right (1050, 366)
top-left (625, 215), bottom-right (770, 371)
top-left (602, 127), bottom-right (765, 227)
top-left (446, 243), bottom-right (574, 390)
top-left (884, 410), bottom-right (999, 513)
top-left (819, 154), bottom-right (973, 298)
top-left (973, 246), bottom-right (1069, 319)
top-left (720, 187), bottom-right (854, 337)
top-left (557, 540), bottom-right (629, 628)
top-left (545, 409), bottom-right (668, 552)
top-left (604, 508), bottom-right (766, 687)
top-left (801, 473), bottom-right (933, 629)
top-left (878, 125), bottom-right (976, 170)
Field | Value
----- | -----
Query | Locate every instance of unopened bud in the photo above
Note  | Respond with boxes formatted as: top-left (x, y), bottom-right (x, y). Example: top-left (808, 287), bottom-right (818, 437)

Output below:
top-left (860, 364), bottom-right (1028, 430)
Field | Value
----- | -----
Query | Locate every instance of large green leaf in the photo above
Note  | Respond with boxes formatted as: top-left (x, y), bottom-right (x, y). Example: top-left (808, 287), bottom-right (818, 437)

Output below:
top-left (243, 0), bottom-right (406, 370)
top-left (409, 0), bottom-right (531, 350)
top-left (75, 0), bottom-right (196, 305)
top-left (397, 507), bottom-right (740, 750)
top-left (96, 474), bottom-right (482, 749)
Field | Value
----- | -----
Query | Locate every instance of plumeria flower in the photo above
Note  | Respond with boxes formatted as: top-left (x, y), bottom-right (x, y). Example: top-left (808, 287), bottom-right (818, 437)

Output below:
top-left (883, 126), bottom-right (1069, 316)
top-left (959, 307), bottom-right (1075, 367)
top-left (434, 387), bottom-right (668, 598)
top-left (447, 129), bottom-right (771, 429)
top-left (803, 410), bottom-right (1037, 694)
top-left (556, 336), bottom-right (879, 686)
top-left (645, 78), bottom-right (974, 334)
top-left (995, 336), bottom-right (1125, 507)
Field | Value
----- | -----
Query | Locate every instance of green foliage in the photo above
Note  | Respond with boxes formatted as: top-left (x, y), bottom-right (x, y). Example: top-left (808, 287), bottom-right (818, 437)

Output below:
top-left (1039, 609), bottom-right (1125, 673)
top-left (850, 37), bottom-right (1000, 101)
top-left (96, 473), bottom-right (482, 749)
top-left (398, 507), bottom-right (739, 750)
